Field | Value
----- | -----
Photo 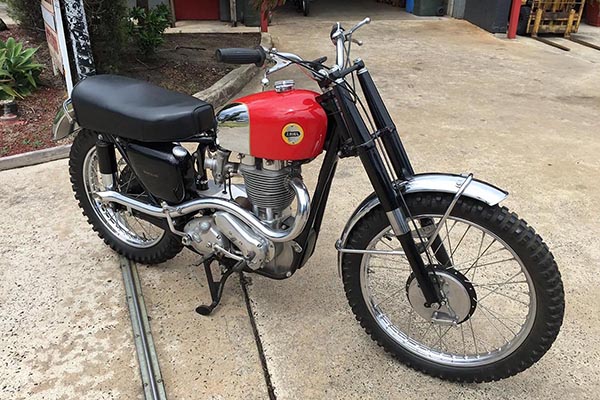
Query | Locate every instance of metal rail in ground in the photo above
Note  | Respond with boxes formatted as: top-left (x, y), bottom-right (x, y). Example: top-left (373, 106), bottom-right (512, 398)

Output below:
top-left (120, 256), bottom-right (167, 400)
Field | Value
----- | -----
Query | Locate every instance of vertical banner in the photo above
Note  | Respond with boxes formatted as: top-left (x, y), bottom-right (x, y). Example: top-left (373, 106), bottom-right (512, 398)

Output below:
top-left (62, 0), bottom-right (96, 80)
top-left (40, 0), bottom-right (73, 93)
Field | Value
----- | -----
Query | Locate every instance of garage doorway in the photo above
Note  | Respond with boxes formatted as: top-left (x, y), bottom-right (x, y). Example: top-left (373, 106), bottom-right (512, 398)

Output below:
top-left (174, 0), bottom-right (220, 20)
top-left (273, 0), bottom-right (415, 22)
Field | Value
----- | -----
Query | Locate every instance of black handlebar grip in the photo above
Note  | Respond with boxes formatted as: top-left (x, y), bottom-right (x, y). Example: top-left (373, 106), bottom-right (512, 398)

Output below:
top-left (215, 47), bottom-right (266, 67)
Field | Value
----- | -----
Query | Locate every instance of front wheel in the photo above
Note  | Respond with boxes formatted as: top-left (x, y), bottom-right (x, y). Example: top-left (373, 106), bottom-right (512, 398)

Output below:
top-left (342, 193), bottom-right (564, 382)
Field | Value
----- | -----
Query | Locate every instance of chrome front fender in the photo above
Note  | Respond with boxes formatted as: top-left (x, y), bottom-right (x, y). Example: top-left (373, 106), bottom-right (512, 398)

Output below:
top-left (336, 173), bottom-right (509, 276)
top-left (52, 99), bottom-right (80, 141)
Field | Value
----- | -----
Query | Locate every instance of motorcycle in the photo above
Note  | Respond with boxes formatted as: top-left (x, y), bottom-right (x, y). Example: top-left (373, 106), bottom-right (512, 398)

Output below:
top-left (52, 18), bottom-right (564, 382)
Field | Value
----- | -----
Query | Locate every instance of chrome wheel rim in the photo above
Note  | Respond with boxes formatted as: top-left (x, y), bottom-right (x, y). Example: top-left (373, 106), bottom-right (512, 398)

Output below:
top-left (360, 215), bottom-right (537, 367)
top-left (82, 147), bottom-right (164, 248)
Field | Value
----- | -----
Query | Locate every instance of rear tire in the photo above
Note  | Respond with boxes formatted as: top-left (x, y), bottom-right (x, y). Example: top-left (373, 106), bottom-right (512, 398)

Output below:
top-left (342, 192), bottom-right (564, 382)
top-left (69, 130), bottom-right (183, 264)
top-left (302, 0), bottom-right (309, 16)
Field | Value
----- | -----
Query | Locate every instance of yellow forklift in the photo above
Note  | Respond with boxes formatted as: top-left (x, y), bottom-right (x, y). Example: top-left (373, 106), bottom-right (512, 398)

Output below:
top-left (516, 0), bottom-right (599, 50)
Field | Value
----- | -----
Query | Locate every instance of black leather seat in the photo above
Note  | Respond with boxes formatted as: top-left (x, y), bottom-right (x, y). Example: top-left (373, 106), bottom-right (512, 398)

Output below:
top-left (72, 75), bottom-right (215, 142)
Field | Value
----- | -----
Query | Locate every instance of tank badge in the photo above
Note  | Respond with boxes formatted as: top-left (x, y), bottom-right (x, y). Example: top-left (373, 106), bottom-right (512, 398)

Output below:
top-left (282, 123), bottom-right (304, 145)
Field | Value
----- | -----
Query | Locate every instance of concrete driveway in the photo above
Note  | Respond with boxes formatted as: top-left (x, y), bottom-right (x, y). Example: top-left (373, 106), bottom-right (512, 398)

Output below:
top-left (2, 6), bottom-right (600, 400)
top-left (241, 7), bottom-right (600, 400)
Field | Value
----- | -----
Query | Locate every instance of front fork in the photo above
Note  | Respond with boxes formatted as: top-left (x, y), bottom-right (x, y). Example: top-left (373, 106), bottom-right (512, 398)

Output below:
top-left (331, 65), bottom-right (447, 306)
top-left (354, 63), bottom-right (451, 267)
top-left (331, 86), bottom-right (441, 306)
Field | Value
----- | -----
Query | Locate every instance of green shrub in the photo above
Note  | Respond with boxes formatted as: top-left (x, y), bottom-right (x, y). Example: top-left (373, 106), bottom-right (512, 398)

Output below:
top-left (85, 0), bottom-right (129, 72)
top-left (2, 0), bottom-right (129, 73)
top-left (0, 37), bottom-right (43, 100)
top-left (2, 0), bottom-right (44, 30)
top-left (128, 3), bottom-right (171, 57)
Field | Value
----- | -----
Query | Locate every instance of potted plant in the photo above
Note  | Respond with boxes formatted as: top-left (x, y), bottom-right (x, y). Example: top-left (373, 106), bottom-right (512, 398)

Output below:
top-left (0, 37), bottom-right (43, 120)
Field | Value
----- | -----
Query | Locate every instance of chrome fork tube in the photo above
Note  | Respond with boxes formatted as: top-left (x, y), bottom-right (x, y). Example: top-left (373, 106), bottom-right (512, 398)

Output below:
top-left (101, 174), bottom-right (115, 190)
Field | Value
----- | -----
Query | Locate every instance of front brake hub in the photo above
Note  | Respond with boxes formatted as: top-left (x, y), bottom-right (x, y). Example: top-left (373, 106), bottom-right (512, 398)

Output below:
top-left (405, 266), bottom-right (477, 324)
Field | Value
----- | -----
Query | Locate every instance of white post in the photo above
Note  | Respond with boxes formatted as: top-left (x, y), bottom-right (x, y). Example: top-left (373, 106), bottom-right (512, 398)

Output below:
top-left (53, 0), bottom-right (74, 94)
top-left (230, 0), bottom-right (237, 26)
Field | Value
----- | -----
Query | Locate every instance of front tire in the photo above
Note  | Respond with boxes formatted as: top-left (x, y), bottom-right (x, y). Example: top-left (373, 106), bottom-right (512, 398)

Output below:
top-left (342, 192), bottom-right (564, 382)
top-left (69, 130), bottom-right (183, 264)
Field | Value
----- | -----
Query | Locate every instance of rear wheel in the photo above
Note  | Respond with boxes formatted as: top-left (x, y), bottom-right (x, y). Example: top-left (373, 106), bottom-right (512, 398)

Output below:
top-left (302, 0), bottom-right (309, 16)
top-left (342, 193), bottom-right (564, 382)
top-left (69, 130), bottom-right (183, 264)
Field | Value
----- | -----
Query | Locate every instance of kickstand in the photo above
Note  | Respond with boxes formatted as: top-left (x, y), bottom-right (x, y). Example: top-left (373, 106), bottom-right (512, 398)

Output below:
top-left (196, 258), bottom-right (245, 316)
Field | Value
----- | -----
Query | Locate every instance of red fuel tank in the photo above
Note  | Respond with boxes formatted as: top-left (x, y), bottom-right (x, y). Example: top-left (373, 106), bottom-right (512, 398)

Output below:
top-left (216, 89), bottom-right (328, 161)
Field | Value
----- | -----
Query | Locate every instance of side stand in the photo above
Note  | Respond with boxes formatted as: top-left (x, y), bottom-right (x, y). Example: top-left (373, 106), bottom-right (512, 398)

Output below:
top-left (196, 258), bottom-right (246, 316)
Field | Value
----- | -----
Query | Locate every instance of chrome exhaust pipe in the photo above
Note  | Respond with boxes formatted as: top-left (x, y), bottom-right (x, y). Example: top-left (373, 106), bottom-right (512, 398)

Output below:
top-left (94, 177), bottom-right (310, 243)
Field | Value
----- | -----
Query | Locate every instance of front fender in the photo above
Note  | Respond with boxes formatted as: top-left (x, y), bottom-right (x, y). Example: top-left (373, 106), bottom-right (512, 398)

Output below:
top-left (52, 99), bottom-right (80, 141)
top-left (336, 173), bottom-right (508, 276)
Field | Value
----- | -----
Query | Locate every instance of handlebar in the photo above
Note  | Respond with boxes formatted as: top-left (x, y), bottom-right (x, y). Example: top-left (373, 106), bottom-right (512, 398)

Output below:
top-left (215, 18), bottom-right (371, 83)
top-left (215, 47), bottom-right (267, 67)
top-left (330, 17), bottom-right (370, 68)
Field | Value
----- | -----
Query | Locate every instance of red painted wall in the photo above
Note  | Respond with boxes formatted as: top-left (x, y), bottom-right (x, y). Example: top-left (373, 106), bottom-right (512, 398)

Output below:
top-left (174, 0), bottom-right (220, 20)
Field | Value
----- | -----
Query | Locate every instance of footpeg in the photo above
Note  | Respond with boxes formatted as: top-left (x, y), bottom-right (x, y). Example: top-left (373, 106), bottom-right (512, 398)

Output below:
top-left (196, 258), bottom-right (246, 316)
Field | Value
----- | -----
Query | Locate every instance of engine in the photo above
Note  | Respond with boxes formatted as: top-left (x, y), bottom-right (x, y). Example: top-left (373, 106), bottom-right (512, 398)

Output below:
top-left (183, 148), bottom-right (303, 278)
top-left (181, 87), bottom-right (325, 276)
top-left (239, 158), bottom-right (299, 224)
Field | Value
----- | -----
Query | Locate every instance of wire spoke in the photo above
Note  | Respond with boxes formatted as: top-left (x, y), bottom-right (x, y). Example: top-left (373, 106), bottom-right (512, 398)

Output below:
top-left (373, 288), bottom-right (404, 309)
top-left (369, 254), bottom-right (409, 263)
top-left (472, 280), bottom-right (528, 288)
top-left (450, 225), bottom-right (471, 262)
top-left (460, 324), bottom-right (467, 356)
top-left (456, 257), bottom-right (517, 273)
top-left (133, 216), bottom-right (151, 239)
top-left (469, 319), bottom-right (478, 354)
top-left (477, 302), bottom-right (520, 335)
top-left (431, 220), bottom-right (458, 258)
top-left (379, 238), bottom-right (397, 251)
top-left (471, 230), bottom-right (485, 281)
top-left (478, 300), bottom-right (509, 343)
top-left (421, 323), bottom-right (434, 341)
top-left (367, 264), bottom-right (407, 271)
top-left (435, 325), bottom-right (452, 352)
top-left (475, 287), bottom-right (530, 306)
top-left (444, 220), bottom-right (454, 265)
top-left (476, 271), bottom-right (523, 303)
top-left (461, 238), bottom-right (497, 275)
top-left (448, 247), bottom-right (506, 272)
